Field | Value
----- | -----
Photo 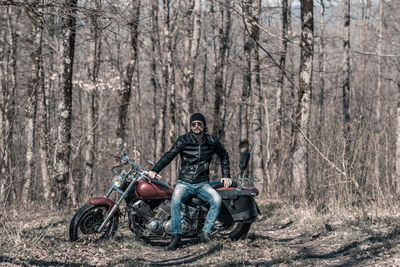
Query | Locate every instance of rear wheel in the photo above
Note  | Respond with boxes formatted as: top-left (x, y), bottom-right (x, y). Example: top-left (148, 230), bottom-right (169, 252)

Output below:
top-left (69, 202), bottom-right (119, 242)
top-left (214, 221), bottom-right (252, 241)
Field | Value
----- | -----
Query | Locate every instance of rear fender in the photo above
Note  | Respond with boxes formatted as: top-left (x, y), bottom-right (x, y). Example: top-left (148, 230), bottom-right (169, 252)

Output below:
top-left (89, 197), bottom-right (121, 216)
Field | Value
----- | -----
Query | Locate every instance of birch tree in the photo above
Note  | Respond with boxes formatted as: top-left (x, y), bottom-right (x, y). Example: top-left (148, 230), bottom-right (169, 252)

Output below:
top-left (291, 0), bottom-right (313, 199)
top-left (250, 0), bottom-right (263, 187)
top-left (1, 8), bottom-right (19, 204)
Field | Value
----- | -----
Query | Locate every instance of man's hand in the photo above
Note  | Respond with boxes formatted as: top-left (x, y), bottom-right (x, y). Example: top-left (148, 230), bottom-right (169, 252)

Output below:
top-left (148, 171), bottom-right (161, 179)
top-left (221, 178), bottom-right (232, 188)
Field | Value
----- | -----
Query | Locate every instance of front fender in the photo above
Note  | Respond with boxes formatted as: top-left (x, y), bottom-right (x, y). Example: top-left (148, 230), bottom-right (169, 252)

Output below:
top-left (89, 197), bottom-right (121, 216)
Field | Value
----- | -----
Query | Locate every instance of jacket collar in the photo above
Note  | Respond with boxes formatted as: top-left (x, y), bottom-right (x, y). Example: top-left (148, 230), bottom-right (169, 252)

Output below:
top-left (189, 131), bottom-right (205, 145)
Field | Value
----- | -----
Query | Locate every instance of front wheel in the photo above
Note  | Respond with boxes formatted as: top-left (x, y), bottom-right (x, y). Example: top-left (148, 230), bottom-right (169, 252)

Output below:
top-left (69, 202), bottom-right (119, 242)
top-left (214, 222), bottom-right (252, 241)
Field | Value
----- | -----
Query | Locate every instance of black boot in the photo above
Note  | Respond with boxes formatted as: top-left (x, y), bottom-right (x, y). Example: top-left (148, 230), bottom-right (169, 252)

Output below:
top-left (200, 231), bottom-right (211, 243)
top-left (165, 234), bottom-right (181, 251)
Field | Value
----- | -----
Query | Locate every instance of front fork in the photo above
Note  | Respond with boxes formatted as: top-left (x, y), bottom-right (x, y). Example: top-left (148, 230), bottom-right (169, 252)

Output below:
top-left (95, 179), bottom-right (136, 232)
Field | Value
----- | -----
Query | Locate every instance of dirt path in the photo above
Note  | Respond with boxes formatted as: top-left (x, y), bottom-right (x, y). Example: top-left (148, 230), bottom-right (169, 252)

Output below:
top-left (1, 203), bottom-right (400, 266)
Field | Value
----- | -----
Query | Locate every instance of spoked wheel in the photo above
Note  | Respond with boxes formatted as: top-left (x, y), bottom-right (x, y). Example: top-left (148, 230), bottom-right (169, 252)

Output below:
top-left (214, 221), bottom-right (252, 241)
top-left (69, 202), bottom-right (119, 242)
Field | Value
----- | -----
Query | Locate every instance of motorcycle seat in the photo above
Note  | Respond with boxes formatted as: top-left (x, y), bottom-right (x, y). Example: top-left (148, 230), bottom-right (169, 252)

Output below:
top-left (183, 180), bottom-right (239, 207)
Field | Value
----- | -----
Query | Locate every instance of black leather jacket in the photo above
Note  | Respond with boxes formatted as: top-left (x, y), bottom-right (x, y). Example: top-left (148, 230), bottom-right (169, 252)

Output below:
top-left (152, 131), bottom-right (230, 184)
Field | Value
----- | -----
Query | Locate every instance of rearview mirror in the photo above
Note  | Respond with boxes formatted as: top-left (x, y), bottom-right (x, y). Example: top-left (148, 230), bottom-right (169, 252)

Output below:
top-left (239, 152), bottom-right (251, 171)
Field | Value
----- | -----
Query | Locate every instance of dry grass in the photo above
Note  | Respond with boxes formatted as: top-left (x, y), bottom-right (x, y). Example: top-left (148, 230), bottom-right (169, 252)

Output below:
top-left (1, 201), bottom-right (400, 266)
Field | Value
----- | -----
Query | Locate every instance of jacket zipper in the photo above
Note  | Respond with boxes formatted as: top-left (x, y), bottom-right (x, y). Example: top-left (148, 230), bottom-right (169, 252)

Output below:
top-left (192, 142), bottom-right (202, 181)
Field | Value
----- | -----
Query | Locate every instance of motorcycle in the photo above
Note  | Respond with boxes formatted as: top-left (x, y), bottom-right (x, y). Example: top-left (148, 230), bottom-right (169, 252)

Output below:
top-left (69, 144), bottom-right (261, 243)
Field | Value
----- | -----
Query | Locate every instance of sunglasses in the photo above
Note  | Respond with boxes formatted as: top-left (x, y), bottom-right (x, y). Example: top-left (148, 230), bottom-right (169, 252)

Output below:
top-left (191, 122), bottom-right (204, 128)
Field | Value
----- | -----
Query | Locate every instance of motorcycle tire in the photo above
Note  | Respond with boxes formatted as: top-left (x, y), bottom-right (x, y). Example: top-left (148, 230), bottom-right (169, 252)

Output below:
top-left (69, 202), bottom-right (119, 242)
top-left (219, 222), bottom-right (252, 241)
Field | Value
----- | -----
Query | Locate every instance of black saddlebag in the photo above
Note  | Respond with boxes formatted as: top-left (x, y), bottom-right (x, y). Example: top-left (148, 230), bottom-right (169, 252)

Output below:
top-left (217, 189), bottom-right (259, 223)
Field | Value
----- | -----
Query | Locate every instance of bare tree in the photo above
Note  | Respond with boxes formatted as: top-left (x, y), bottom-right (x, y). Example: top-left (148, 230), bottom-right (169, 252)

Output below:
top-left (150, 0), bottom-right (160, 160)
top-left (116, 0), bottom-right (140, 143)
top-left (1, 7), bottom-right (19, 204)
top-left (318, 0), bottom-right (326, 126)
top-left (54, 0), bottom-right (78, 205)
top-left (250, 0), bottom-right (263, 187)
top-left (212, 0), bottom-right (232, 138)
top-left (182, 0), bottom-right (202, 119)
top-left (22, 11), bottom-right (42, 205)
top-left (38, 60), bottom-right (51, 203)
top-left (396, 65), bottom-right (400, 193)
top-left (342, 0), bottom-right (351, 167)
top-left (374, 0), bottom-right (384, 189)
top-left (239, 0), bottom-right (255, 157)
top-left (277, 0), bottom-right (290, 141)
top-left (83, 0), bottom-right (103, 199)
top-left (291, 0), bottom-right (313, 199)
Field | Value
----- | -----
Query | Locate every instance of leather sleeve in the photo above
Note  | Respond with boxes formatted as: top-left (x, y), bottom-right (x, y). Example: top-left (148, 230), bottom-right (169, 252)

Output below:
top-left (215, 139), bottom-right (231, 178)
top-left (151, 136), bottom-right (183, 174)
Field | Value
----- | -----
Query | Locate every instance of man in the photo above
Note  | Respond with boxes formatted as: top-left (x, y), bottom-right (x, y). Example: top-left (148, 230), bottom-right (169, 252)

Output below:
top-left (148, 113), bottom-right (232, 250)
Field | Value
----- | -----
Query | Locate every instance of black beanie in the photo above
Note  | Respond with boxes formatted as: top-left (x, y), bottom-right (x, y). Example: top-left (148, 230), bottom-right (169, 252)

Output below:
top-left (190, 113), bottom-right (206, 126)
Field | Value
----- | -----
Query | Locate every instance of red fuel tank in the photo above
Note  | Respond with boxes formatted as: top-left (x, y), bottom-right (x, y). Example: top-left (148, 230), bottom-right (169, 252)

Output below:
top-left (135, 179), bottom-right (174, 200)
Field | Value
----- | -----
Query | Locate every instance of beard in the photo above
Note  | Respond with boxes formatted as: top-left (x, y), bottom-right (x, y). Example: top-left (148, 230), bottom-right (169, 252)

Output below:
top-left (193, 129), bottom-right (204, 135)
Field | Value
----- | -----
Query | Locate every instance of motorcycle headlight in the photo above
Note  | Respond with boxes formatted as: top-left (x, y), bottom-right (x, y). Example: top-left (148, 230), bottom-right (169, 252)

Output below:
top-left (113, 176), bottom-right (122, 188)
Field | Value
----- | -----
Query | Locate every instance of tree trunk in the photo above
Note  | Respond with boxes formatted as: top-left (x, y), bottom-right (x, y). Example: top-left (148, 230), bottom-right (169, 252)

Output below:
top-left (166, 1), bottom-right (177, 186)
top-left (156, 0), bottom-right (171, 183)
top-left (54, 0), bottom-right (78, 206)
top-left (277, 0), bottom-right (289, 142)
top-left (22, 18), bottom-right (41, 205)
top-left (83, 0), bottom-right (103, 199)
top-left (374, 0), bottom-right (384, 191)
top-left (251, 0), bottom-right (263, 188)
top-left (318, 0), bottom-right (326, 126)
top-left (212, 0), bottom-right (231, 138)
top-left (239, 0), bottom-right (254, 158)
top-left (38, 62), bottom-right (51, 203)
top-left (274, 0), bottom-right (290, 190)
top-left (396, 76), bottom-right (400, 194)
top-left (150, 0), bottom-right (160, 160)
top-left (342, 0), bottom-right (351, 178)
top-left (1, 8), bottom-right (18, 204)
top-left (291, 0), bottom-right (313, 200)
top-left (116, 0), bottom-right (140, 143)
top-left (181, 0), bottom-right (202, 123)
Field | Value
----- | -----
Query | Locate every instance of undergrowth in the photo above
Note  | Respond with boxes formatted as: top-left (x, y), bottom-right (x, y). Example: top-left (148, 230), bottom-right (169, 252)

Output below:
top-left (1, 201), bottom-right (400, 266)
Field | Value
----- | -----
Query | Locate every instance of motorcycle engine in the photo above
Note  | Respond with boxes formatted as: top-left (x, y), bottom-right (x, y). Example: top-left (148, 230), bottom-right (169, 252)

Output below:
top-left (130, 199), bottom-right (170, 235)
top-left (131, 199), bottom-right (198, 236)
top-left (144, 200), bottom-right (170, 235)
top-left (163, 204), bottom-right (198, 235)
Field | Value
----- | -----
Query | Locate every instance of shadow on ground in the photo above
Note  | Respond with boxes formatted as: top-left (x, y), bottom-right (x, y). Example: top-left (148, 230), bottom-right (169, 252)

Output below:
top-left (0, 255), bottom-right (97, 267)
top-left (252, 225), bottom-right (400, 266)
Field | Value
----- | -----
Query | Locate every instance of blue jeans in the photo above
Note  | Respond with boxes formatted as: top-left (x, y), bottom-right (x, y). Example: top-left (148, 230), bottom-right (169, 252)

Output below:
top-left (170, 180), bottom-right (222, 234)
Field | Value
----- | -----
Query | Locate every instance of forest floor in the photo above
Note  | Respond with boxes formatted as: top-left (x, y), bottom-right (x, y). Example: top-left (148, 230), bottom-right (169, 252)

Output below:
top-left (1, 199), bottom-right (400, 266)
